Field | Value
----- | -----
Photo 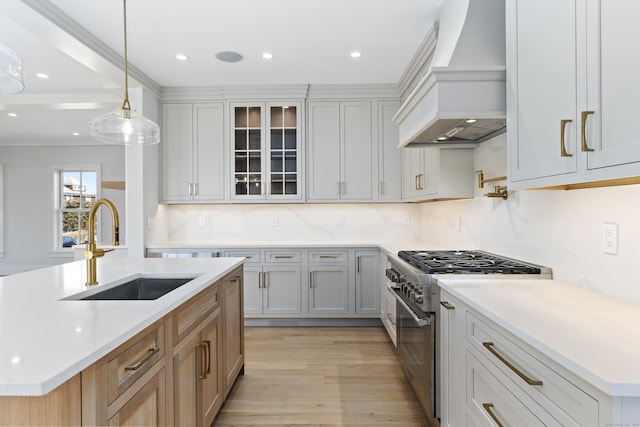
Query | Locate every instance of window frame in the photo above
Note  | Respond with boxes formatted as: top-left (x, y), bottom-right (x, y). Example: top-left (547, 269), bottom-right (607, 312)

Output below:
top-left (51, 165), bottom-right (101, 255)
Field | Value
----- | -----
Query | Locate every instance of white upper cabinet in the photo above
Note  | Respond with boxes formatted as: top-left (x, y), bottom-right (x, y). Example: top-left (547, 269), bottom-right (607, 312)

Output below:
top-left (508, 0), bottom-right (640, 189)
top-left (230, 101), bottom-right (303, 202)
top-left (162, 103), bottom-right (225, 202)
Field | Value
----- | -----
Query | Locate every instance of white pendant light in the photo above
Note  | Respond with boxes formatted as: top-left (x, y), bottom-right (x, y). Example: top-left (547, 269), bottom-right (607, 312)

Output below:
top-left (90, 0), bottom-right (160, 145)
top-left (0, 44), bottom-right (25, 95)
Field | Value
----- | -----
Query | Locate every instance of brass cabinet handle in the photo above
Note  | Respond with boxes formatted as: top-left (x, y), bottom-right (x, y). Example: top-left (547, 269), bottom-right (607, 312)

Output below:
top-left (357, 256), bottom-right (361, 273)
top-left (193, 182), bottom-right (198, 196)
top-left (560, 119), bottom-right (573, 157)
top-left (124, 347), bottom-right (159, 371)
top-left (274, 255), bottom-right (293, 259)
top-left (440, 301), bottom-right (455, 310)
top-left (482, 342), bottom-right (543, 386)
top-left (415, 175), bottom-right (419, 191)
top-left (319, 255), bottom-right (338, 259)
top-left (581, 111), bottom-right (595, 152)
top-left (309, 271), bottom-right (313, 288)
top-left (258, 271), bottom-right (262, 288)
top-left (263, 271), bottom-right (268, 288)
top-left (482, 403), bottom-right (505, 427)
top-left (341, 182), bottom-right (346, 195)
top-left (418, 174), bottom-right (424, 190)
top-left (203, 340), bottom-right (211, 375)
top-left (198, 343), bottom-right (207, 379)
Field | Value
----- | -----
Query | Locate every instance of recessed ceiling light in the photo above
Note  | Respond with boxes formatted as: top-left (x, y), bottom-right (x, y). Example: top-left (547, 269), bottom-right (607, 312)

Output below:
top-left (36, 73), bottom-right (50, 79)
top-left (350, 51), bottom-right (362, 58)
top-left (262, 52), bottom-right (273, 60)
top-left (73, 132), bottom-right (80, 136)
top-left (437, 136), bottom-right (448, 141)
top-left (215, 51), bottom-right (243, 63)
top-left (176, 54), bottom-right (188, 61)
top-left (465, 119), bottom-right (478, 124)
top-left (7, 112), bottom-right (17, 117)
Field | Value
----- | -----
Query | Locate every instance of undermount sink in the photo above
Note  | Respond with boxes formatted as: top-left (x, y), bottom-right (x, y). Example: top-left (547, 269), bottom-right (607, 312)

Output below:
top-left (65, 277), bottom-right (196, 301)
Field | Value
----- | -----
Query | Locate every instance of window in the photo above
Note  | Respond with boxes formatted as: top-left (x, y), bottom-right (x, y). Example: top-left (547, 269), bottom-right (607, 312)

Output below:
top-left (56, 169), bottom-right (98, 249)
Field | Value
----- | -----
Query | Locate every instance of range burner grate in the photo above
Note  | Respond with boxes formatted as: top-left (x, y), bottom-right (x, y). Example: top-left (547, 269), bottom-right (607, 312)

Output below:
top-left (398, 250), bottom-right (542, 274)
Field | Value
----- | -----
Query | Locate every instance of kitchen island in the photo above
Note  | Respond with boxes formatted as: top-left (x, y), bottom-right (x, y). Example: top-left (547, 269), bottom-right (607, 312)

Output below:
top-left (0, 257), bottom-right (245, 426)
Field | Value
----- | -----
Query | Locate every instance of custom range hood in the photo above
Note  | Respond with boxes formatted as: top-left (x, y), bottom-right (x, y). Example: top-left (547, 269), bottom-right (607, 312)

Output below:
top-left (394, 0), bottom-right (506, 147)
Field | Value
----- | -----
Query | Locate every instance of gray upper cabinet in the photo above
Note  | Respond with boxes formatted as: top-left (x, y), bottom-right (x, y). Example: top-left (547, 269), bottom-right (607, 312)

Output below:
top-left (377, 101), bottom-right (402, 201)
top-left (162, 103), bottom-right (225, 202)
top-left (307, 101), bottom-right (376, 201)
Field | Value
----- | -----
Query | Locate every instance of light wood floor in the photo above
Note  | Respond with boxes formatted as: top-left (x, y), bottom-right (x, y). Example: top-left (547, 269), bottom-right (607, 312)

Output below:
top-left (213, 327), bottom-right (429, 426)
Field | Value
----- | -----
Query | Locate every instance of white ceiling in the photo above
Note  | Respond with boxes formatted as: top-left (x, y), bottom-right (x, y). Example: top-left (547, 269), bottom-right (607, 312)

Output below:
top-left (0, 0), bottom-right (442, 143)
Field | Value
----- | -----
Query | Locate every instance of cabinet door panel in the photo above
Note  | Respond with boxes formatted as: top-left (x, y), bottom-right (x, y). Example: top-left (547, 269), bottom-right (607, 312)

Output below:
top-left (173, 333), bottom-right (200, 427)
top-left (242, 267), bottom-right (262, 315)
top-left (307, 102), bottom-right (341, 200)
top-left (587, 0), bottom-right (640, 170)
top-left (201, 316), bottom-right (223, 427)
top-left (194, 104), bottom-right (225, 200)
top-left (341, 101), bottom-right (373, 200)
top-left (378, 101), bottom-right (402, 200)
top-left (308, 267), bottom-right (349, 315)
top-left (262, 267), bottom-right (302, 314)
top-left (509, 0), bottom-right (578, 182)
top-left (355, 251), bottom-right (379, 315)
top-left (162, 104), bottom-right (194, 201)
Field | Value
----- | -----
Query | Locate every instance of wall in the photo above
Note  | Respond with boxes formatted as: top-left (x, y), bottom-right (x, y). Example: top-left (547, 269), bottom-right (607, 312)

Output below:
top-left (152, 203), bottom-right (421, 244)
top-left (0, 145), bottom-right (125, 275)
top-left (419, 135), bottom-right (640, 304)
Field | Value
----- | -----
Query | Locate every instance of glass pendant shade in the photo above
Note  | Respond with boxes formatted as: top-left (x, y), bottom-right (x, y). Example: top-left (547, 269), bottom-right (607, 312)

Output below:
top-left (90, 0), bottom-right (160, 146)
top-left (90, 108), bottom-right (160, 145)
top-left (0, 44), bottom-right (25, 95)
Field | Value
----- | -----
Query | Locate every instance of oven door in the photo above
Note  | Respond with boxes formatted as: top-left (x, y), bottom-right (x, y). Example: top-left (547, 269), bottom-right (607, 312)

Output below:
top-left (393, 289), bottom-right (434, 422)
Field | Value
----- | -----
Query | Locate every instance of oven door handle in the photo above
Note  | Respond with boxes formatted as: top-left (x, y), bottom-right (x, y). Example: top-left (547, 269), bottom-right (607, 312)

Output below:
top-left (389, 286), bottom-right (431, 326)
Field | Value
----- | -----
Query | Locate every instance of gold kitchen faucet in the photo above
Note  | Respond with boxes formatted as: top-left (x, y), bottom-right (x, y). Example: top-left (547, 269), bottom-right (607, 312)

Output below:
top-left (85, 198), bottom-right (120, 286)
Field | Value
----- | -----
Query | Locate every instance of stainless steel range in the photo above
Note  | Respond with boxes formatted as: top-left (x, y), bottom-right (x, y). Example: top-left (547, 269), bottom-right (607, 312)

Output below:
top-left (386, 250), bottom-right (552, 425)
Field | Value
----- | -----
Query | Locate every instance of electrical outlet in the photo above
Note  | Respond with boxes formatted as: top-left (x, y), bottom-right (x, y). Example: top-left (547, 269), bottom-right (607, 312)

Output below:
top-left (337, 216), bottom-right (345, 226)
top-left (271, 216), bottom-right (279, 227)
top-left (602, 223), bottom-right (618, 255)
top-left (402, 216), bottom-right (410, 226)
top-left (456, 217), bottom-right (462, 232)
top-left (198, 216), bottom-right (206, 227)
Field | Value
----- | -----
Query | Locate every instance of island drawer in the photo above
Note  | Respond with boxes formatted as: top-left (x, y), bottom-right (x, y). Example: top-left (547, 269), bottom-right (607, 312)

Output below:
top-left (264, 250), bottom-right (302, 263)
top-left (106, 324), bottom-right (165, 404)
top-left (308, 250), bottom-right (349, 263)
top-left (223, 250), bottom-right (261, 263)
top-left (466, 312), bottom-right (598, 425)
top-left (171, 283), bottom-right (220, 345)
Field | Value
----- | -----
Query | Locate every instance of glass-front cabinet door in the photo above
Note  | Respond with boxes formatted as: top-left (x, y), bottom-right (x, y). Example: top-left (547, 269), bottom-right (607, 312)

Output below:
top-left (231, 101), bottom-right (302, 201)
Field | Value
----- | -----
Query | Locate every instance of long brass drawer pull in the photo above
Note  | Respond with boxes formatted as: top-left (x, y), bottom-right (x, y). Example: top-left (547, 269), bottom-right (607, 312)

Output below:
top-left (274, 255), bottom-right (293, 259)
top-left (203, 340), bottom-right (212, 375)
top-left (440, 301), bottom-right (455, 310)
top-left (198, 343), bottom-right (207, 379)
top-left (319, 255), bottom-right (338, 259)
top-left (560, 119), bottom-right (573, 157)
top-left (124, 347), bottom-right (160, 371)
top-left (482, 403), bottom-right (504, 427)
top-left (581, 111), bottom-right (595, 152)
top-left (482, 342), bottom-right (543, 386)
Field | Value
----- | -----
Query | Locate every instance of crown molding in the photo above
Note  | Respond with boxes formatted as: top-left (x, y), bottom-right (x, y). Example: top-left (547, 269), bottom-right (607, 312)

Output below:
top-left (306, 84), bottom-right (399, 100)
top-left (397, 22), bottom-right (438, 100)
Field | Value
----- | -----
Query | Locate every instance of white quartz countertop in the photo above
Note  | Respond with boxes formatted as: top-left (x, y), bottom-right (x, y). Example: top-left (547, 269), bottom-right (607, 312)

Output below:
top-left (0, 257), bottom-right (244, 396)
top-left (438, 278), bottom-right (640, 397)
top-left (147, 240), bottom-right (444, 255)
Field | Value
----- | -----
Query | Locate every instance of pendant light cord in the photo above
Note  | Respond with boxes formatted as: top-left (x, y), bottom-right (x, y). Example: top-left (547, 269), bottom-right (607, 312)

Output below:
top-left (121, 0), bottom-right (131, 114)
